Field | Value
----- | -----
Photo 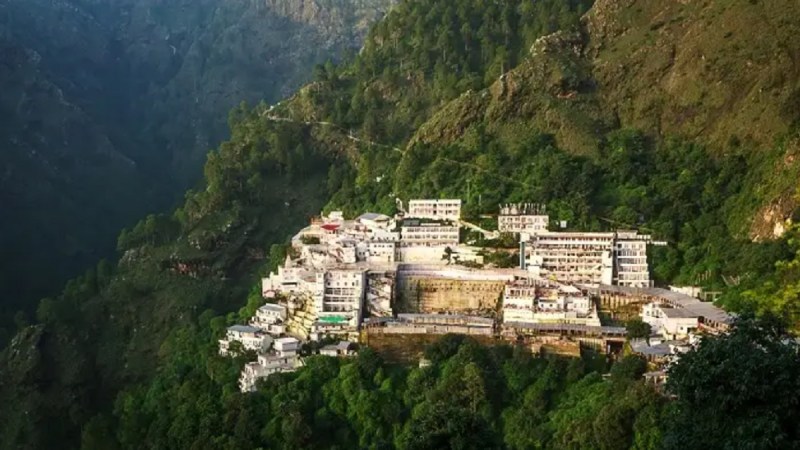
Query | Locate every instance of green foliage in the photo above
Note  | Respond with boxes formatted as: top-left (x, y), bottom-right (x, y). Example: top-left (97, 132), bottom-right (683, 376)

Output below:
top-left (663, 315), bottom-right (800, 448)
top-left (106, 334), bottom-right (662, 449)
top-left (5, 1), bottom-right (800, 448)
top-left (625, 319), bottom-right (652, 340)
top-left (724, 227), bottom-right (800, 324)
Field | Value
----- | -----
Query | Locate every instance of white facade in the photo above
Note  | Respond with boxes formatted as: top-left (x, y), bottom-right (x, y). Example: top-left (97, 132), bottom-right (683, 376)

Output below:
top-left (498, 203), bottom-right (549, 234)
top-left (503, 282), bottom-right (538, 323)
top-left (262, 256), bottom-right (309, 297)
top-left (527, 230), bottom-right (654, 287)
top-left (273, 336), bottom-right (301, 355)
top-left (502, 280), bottom-right (597, 325)
top-left (527, 232), bottom-right (616, 285)
top-left (239, 340), bottom-right (302, 392)
top-left (317, 269), bottom-right (367, 327)
top-left (219, 325), bottom-right (272, 356)
top-left (254, 303), bottom-right (287, 323)
top-left (400, 224), bottom-right (459, 247)
top-left (357, 241), bottom-right (397, 263)
top-left (614, 231), bottom-right (652, 287)
top-left (407, 199), bottom-right (461, 221)
top-left (250, 303), bottom-right (288, 334)
top-left (641, 303), bottom-right (699, 340)
top-left (319, 341), bottom-right (356, 357)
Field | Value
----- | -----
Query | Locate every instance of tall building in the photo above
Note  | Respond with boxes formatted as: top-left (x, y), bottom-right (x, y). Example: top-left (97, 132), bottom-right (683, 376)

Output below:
top-left (407, 199), bottom-right (462, 221)
top-left (400, 222), bottom-right (460, 247)
top-left (526, 230), bottom-right (654, 287)
top-left (498, 203), bottom-right (549, 234)
top-left (317, 269), bottom-right (367, 327)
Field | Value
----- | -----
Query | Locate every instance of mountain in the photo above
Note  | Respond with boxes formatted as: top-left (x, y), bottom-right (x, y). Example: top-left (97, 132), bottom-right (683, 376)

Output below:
top-left (2, 0), bottom-right (800, 448)
top-left (0, 0), bottom-right (394, 337)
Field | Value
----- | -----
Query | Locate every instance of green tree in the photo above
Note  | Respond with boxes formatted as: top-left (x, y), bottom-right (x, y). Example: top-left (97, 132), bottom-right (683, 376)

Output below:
top-left (626, 319), bottom-right (652, 341)
top-left (663, 315), bottom-right (800, 449)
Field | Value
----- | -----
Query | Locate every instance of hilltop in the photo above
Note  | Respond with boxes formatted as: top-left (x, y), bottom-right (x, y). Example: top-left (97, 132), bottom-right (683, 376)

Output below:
top-left (2, 0), bottom-right (800, 448)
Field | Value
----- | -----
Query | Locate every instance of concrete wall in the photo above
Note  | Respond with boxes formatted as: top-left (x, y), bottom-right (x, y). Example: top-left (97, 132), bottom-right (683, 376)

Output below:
top-left (396, 275), bottom-right (505, 313)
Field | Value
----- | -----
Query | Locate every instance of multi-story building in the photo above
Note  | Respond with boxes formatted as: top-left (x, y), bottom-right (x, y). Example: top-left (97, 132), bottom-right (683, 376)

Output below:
top-left (250, 303), bottom-right (288, 334)
top-left (526, 230), bottom-right (655, 287)
top-left (239, 337), bottom-right (302, 392)
top-left (527, 232), bottom-right (616, 285)
top-left (317, 269), bottom-right (367, 327)
top-left (407, 199), bottom-right (462, 221)
top-left (614, 231), bottom-right (652, 287)
top-left (262, 255), bottom-right (310, 297)
top-left (502, 280), bottom-right (597, 325)
top-left (219, 325), bottom-right (272, 356)
top-left (502, 279), bottom-right (538, 323)
top-left (498, 203), bottom-right (549, 235)
top-left (400, 223), bottom-right (460, 247)
top-left (356, 241), bottom-right (397, 263)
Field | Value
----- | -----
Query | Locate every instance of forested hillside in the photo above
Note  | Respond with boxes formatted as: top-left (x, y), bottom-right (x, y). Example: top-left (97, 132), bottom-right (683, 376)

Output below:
top-left (2, 0), bottom-right (800, 448)
top-left (0, 0), bottom-right (393, 340)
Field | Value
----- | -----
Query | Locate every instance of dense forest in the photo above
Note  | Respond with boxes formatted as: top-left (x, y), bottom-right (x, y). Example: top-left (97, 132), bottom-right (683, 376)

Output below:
top-left (3, 0), bottom-right (800, 448)
top-left (0, 0), bottom-right (393, 341)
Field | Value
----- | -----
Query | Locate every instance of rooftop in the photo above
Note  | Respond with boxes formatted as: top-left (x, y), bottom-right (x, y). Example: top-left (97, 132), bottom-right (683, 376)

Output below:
top-left (228, 325), bottom-right (261, 333)
top-left (259, 303), bottom-right (286, 312)
top-left (357, 212), bottom-right (391, 222)
top-left (585, 285), bottom-right (733, 324)
top-left (660, 306), bottom-right (699, 319)
top-left (274, 337), bottom-right (300, 344)
top-left (629, 339), bottom-right (672, 357)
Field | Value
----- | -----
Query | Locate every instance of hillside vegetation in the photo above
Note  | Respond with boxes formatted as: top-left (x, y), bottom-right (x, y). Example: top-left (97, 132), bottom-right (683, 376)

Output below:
top-left (0, 0), bottom-right (393, 340)
top-left (2, 0), bottom-right (800, 448)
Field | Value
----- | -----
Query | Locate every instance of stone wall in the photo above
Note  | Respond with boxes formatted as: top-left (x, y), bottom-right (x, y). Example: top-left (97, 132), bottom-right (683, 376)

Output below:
top-left (395, 276), bottom-right (505, 313)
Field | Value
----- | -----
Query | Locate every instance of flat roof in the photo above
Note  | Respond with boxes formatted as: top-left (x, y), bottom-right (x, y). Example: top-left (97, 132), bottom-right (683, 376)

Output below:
top-left (630, 339), bottom-right (671, 356)
top-left (357, 212), bottom-right (390, 221)
top-left (660, 306), bottom-right (699, 319)
top-left (397, 313), bottom-right (494, 324)
top-left (585, 284), bottom-right (733, 324)
top-left (228, 325), bottom-right (261, 333)
top-left (274, 337), bottom-right (300, 344)
top-left (259, 303), bottom-right (286, 312)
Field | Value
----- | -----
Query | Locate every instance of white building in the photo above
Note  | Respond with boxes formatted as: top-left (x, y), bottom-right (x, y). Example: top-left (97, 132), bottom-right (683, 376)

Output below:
top-left (526, 230), bottom-right (655, 287)
top-left (400, 223), bottom-right (460, 247)
top-left (219, 325), bottom-right (273, 356)
top-left (498, 203), bottom-right (549, 235)
top-left (502, 280), bottom-right (538, 323)
top-left (641, 303), bottom-right (699, 340)
top-left (319, 341), bottom-right (356, 357)
top-left (527, 232), bottom-right (616, 285)
top-left (239, 337), bottom-right (303, 392)
top-left (273, 336), bottom-right (301, 355)
top-left (502, 280), bottom-right (598, 325)
top-left (614, 231), bottom-right (652, 287)
top-left (250, 303), bottom-right (288, 334)
top-left (356, 241), bottom-right (397, 263)
top-left (262, 255), bottom-right (310, 297)
top-left (407, 199), bottom-right (462, 221)
top-left (317, 269), bottom-right (367, 327)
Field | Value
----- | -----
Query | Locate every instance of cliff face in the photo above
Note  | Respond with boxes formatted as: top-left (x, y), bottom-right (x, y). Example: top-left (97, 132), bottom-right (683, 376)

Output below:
top-left (0, 0), bottom-right (392, 331)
